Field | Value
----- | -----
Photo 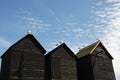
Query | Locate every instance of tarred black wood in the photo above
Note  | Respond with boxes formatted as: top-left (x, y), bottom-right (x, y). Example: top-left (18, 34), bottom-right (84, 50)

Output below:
top-left (45, 43), bottom-right (77, 80)
top-left (77, 42), bottom-right (116, 80)
top-left (0, 34), bottom-right (116, 80)
top-left (0, 34), bottom-right (46, 80)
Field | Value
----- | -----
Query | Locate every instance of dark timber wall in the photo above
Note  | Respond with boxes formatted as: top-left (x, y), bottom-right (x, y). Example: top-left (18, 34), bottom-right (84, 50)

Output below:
top-left (0, 34), bottom-right (46, 80)
top-left (91, 44), bottom-right (116, 80)
top-left (77, 42), bottom-right (116, 80)
top-left (45, 43), bottom-right (77, 80)
top-left (0, 34), bottom-right (116, 80)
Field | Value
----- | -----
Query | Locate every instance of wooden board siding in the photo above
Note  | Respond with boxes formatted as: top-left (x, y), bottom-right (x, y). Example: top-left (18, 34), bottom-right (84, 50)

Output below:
top-left (91, 45), bottom-right (116, 80)
top-left (51, 57), bottom-right (61, 79)
top-left (77, 42), bottom-right (116, 80)
top-left (21, 52), bottom-right (44, 80)
top-left (0, 34), bottom-right (46, 80)
top-left (9, 51), bottom-right (22, 80)
top-left (12, 36), bottom-right (45, 80)
top-left (46, 44), bottom-right (77, 80)
top-left (0, 35), bottom-right (116, 80)
top-left (61, 59), bottom-right (77, 80)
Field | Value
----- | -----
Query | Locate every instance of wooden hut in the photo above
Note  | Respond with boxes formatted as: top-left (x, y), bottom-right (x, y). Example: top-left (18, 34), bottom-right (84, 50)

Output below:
top-left (45, 43), bottom-right (77, 80)
top-left (0, 34), bottom-right (46, 80)
top-left (76, 40), bottom-right (116, 80)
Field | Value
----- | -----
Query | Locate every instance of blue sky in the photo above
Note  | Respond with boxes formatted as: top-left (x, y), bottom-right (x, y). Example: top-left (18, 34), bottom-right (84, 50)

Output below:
top-left (0, 0), bottom-right (120, 79)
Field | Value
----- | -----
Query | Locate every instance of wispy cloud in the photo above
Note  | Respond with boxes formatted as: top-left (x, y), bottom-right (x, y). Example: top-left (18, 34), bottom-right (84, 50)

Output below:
top-left (90, 0), bottom-right (120, 79)
top-left (65, 22), bottom-right (78, 26)
top-left (17, 9), bottom-right (52, 33)
top-left (72, 28), bottom-right (82, 32)
top-left (106, 0), bottom-right (120, 3)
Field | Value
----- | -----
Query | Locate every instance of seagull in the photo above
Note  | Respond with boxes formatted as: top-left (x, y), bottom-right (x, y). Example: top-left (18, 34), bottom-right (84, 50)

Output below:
top-left (26, 30), bottom-right (32, 34)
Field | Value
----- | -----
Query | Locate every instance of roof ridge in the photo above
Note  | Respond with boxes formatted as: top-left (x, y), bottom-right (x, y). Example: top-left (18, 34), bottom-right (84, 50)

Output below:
top-left (76, 40), bottom-right (101, 58)
top-left (90, 40), bottom-right (101, 54)
top-left (78, 40), bottom-right (100, 52)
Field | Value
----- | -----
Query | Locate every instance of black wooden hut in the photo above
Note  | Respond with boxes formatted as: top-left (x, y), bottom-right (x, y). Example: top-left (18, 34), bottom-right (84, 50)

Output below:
top-left (45, 43), bottom-right (77, 80)
top-left (0, 34), bottom-right (46, 80)
top-left (76, 40), bottom-right (116, 80)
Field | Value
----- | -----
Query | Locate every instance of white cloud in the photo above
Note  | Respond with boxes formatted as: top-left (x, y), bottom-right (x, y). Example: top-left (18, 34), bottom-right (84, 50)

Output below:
top-left (91, 0), bottom-right (120, 79)
top-left (17, 10), bottom-right (52, 33)
top-left (72, 28), bottom-right (82, 33)
top-left (106, 0), bottom-right (120, 3)
top-left (65, 22), bottom-right (78, 26)
top-left (18, 16), bottom-right (51, 27)
top-left (23, 17), bottom-right (37, 21)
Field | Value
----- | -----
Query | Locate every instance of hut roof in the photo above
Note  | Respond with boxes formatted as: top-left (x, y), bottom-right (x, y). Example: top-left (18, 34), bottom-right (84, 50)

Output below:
top-left (1, 34), bottom-right (46, 58)
top-left (76, 40), bottom-right (113, 59)
top-left (46, 43), bottom-right (77, 60)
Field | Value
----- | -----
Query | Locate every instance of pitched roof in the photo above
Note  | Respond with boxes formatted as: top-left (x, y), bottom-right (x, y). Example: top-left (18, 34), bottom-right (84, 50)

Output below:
top-left (46, 43), bottom-right (77, 60)
top-left (76, 40), bottom-right (113, 59)
top-left (1, 34), bottom-right (46, 58)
